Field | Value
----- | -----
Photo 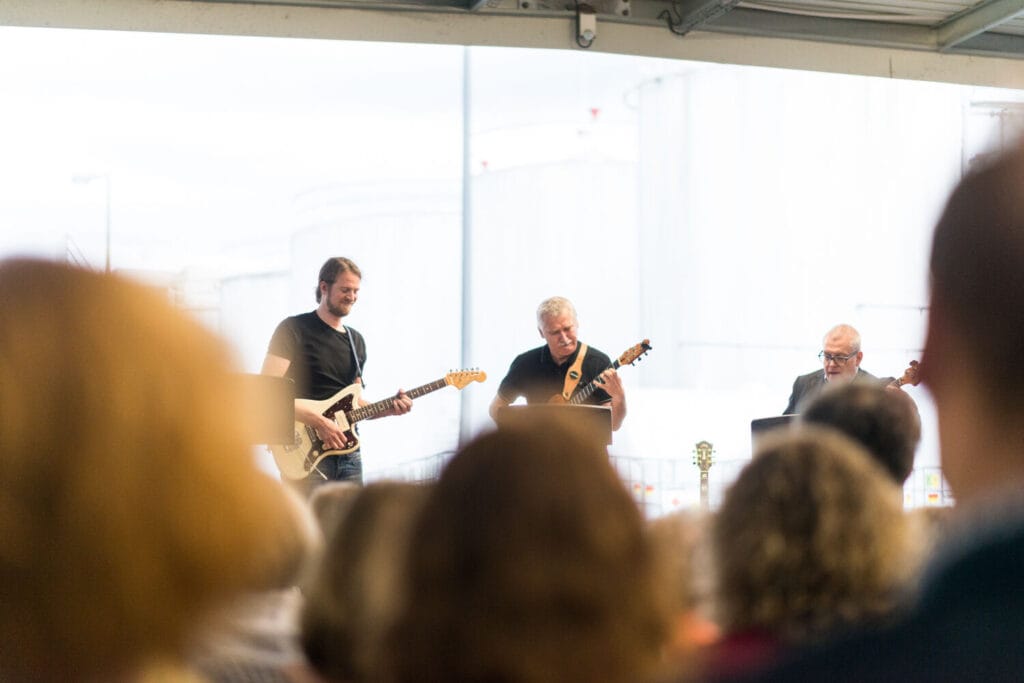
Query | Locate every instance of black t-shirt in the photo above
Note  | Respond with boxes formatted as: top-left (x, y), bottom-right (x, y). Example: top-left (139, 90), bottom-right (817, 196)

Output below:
top-left (497, 343), bottom-right (612, 406)
top-left (267, 311), bottom-right (367, 401)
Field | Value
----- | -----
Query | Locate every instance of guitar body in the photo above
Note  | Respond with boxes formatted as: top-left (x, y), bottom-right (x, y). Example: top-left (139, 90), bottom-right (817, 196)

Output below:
top-left (267, 369), bottom-right (487, 481)
top-left (270, 384), bottom-right (362, 480)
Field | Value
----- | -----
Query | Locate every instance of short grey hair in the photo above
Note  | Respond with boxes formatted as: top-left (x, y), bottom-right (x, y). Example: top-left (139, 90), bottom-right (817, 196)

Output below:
top-left (824, 324), bottom-right (861, 354)
top-left (536, 297), bottom-right (577, 328)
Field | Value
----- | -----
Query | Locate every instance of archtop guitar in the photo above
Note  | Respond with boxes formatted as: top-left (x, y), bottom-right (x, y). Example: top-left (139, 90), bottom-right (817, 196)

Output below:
top-left (549, 339), bottom-right (652, 404)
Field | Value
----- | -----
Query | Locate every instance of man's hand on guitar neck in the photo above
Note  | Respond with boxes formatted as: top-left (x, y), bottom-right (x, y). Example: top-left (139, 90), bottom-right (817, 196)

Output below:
top-left (386, 389), bottom-right (413, 417)
top-left (597, 368), bottom-right (628, 432)
top-left (598, 368), bottom-right (624, 400)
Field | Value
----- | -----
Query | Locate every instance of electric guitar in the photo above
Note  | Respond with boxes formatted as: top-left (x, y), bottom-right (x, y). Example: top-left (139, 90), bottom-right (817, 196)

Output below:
top-left (269, 369), bottom-right (486, 480)
top-left (550, 339), bottom-right (652, 404)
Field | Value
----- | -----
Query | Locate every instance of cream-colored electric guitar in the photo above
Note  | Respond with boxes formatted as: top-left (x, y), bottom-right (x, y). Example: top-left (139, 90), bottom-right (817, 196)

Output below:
top-left (270, 369), bottom-right (486, 480)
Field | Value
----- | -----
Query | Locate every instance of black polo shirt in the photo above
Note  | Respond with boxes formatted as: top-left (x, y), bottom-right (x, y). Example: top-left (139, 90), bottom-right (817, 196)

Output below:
top-left (497, 342), bottom-right (613, 406)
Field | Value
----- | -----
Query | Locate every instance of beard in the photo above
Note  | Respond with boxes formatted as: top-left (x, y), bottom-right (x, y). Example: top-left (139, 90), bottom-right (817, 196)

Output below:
top-left (326, 300), bottom-right (352, 318)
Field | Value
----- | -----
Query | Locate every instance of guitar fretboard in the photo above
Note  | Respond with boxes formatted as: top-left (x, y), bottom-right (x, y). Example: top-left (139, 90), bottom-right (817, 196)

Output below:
top-left (345, 378), bottom-right (448, 423)
top-left (568, 360), bottom-right (622, 405)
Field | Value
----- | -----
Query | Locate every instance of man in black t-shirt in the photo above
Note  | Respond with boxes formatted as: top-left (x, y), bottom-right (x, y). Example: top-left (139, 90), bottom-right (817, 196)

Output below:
top-left (262, 257), bottom-right (412, 490)
top-left (489, 296), bottom-right (627, 432)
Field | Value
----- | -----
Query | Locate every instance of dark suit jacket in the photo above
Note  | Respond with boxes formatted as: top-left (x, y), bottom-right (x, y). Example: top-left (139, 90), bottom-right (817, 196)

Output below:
top-left (782, 367), bottom-right (883, 415)
top-left (740, 518), bottom-right (1024, 682)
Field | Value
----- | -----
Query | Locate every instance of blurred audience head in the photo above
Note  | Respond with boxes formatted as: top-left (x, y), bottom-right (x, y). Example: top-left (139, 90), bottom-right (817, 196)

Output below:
top-left (383, 413), bottom-right (669, 683)
top-left (923, 139), bottom-right (1024, 502)
top-left (0, 258), bottom-right (296, 682)
top-left (801, 382), bottom-right (921, 484)
top-left (308, 480), bottom-right (362, 535)
top-left (647, 510), bottom-right (719, 673)
top-left (302, 480), bottom-right (428, 683)
top-left (711, 427), bottom-right (922, 646)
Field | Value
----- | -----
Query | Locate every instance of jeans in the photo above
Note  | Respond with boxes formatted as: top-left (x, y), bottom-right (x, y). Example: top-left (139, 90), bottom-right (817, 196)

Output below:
top-left (292, 451), bottom-right (363, 497)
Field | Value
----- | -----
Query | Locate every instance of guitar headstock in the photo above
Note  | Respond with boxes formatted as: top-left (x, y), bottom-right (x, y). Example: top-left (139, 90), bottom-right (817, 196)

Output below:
top-left (693, 440), bottom-right (715, 472)
top-left (895, 360), bottom-right (921, 388)
top-left (618, 339), bottom-right (652, 366)
top-left (445, 369), bottom-right (487, 389)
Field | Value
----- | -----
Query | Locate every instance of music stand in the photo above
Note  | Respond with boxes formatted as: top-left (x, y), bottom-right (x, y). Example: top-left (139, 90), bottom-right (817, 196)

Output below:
top-left (234, 374), bottom-right (296, 445)
top-left (750, 414), bottom-right (797, 453)
top-left (495, 404), bottom-right (613, 447)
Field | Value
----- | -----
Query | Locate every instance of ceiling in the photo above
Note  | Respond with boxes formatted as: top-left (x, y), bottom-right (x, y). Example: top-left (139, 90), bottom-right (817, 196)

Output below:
top-left (2, 0), bottom-right (1023, 87)
top-left (224, 0), bottom-right (1024, 58)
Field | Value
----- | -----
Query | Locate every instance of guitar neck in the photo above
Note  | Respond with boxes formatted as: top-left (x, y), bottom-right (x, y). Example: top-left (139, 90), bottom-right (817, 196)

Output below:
top-left (345, 378), bottom-right (447, 424)
top-left (568, 360), bottom-right (620, 405)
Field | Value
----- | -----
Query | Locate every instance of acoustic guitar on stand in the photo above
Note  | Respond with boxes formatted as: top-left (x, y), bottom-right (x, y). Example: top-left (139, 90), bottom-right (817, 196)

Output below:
top-left (270, 369), bottom-right (486, 480)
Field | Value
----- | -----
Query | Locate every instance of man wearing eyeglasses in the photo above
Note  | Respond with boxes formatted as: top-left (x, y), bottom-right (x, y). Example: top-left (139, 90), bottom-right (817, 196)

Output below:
top-left (783, 324), bottom-right (890, 415)
top-left (734, 137), bottom-right (1024, 683)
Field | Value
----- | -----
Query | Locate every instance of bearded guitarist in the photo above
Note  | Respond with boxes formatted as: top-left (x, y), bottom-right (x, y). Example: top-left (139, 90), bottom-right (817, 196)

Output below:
top-left (489, 297), bottom-right (628, 432)
top-left (261, 257), bottom-right (412, 492)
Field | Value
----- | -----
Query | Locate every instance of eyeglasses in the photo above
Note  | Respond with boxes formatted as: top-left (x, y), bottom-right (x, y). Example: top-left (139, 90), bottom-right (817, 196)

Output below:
top-left (818, 350), bottom-right (858, 365)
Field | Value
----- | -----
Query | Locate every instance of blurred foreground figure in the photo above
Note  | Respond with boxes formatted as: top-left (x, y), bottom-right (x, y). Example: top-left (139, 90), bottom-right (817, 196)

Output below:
top-left (646, 510), bottom-right (720, 680)
top-left (382, 414), bottom-right (669, 683)
top-left (0, 259), bottom-right (298, 683)
top-left (801, 381), bottom-right (922, 485)
top-left (705, 428), bottom-right (922, 680)
top-left (302, 481), bottom-right (428, 682)
top-left (746, 141), bottom-right (1024, 681)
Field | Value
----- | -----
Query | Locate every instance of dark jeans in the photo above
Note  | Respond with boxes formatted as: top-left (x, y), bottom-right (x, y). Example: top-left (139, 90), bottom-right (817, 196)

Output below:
top-left (292, 451), bottom-right (363, 497)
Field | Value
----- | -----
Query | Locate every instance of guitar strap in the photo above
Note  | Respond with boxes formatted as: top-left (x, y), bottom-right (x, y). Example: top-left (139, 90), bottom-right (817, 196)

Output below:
top-left (343, 325), bottom-right (363, 385)
top-left (343, 325), bottom-right (364, 449)
top-left (561, 343), bottom-right (588, 401)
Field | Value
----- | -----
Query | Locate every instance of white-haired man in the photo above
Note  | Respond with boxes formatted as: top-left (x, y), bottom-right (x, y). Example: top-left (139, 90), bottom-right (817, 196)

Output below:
top-left (783, 323), bottom-right (891, 415)
top-left (489, 296), bottom-right (627, 431)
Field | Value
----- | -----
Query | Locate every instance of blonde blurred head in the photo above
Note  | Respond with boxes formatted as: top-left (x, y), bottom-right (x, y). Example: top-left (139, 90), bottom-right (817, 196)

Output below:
top-left (711, 426), bottom-right (922, 645)
top-left (0, 259), bottom-right (296, 682)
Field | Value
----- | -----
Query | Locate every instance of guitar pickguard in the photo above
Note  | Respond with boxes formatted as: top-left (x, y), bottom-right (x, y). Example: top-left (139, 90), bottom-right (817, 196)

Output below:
top-left (269, 384), bottom-right (364, 480)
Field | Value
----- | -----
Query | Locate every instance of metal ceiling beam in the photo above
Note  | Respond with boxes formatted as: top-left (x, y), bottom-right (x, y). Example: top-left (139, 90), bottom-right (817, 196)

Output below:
top-left (644, 6), bottom-right (938, 49)
top-left (659, 0), bottom-right (742, 37)
top-left (636, 4), bottom-right (1024, 58)
top-left (2, 0), bottom-right (1024, 85)
top-left (955, 27), bottom-right (1024, 56)
top-left (936, 0), bottom-right (1024, 50)
top-left (518, 0), bottom-right (1024, 59)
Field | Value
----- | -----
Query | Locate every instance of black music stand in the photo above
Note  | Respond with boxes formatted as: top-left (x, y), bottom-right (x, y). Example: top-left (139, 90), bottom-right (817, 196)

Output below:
top-left (496, 404), bottom-right (613, 447)
top-left (750, 414), bottom-right (797, 453)
top-left (234, 374), bottom-right (296, 445)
